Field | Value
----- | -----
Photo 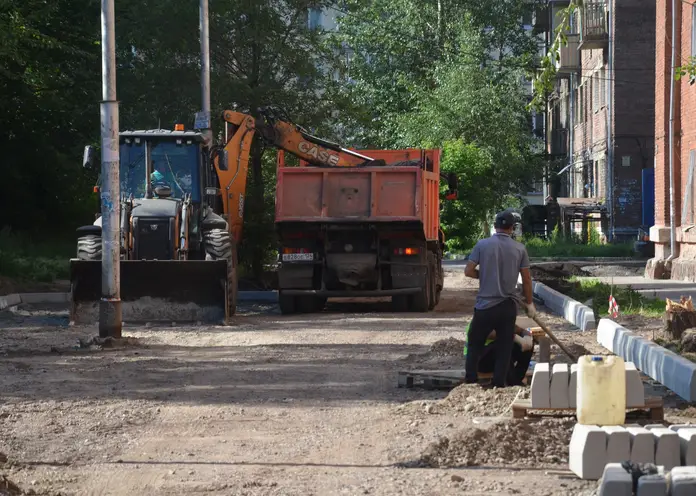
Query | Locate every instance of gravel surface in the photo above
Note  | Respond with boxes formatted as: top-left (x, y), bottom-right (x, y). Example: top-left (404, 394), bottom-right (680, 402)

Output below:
top-left (0, 264), bottom-right (692, 496)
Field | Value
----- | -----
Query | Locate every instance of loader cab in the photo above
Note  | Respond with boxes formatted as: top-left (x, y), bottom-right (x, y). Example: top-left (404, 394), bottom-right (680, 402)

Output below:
top-left (119, 130), bottom-right (207, 203)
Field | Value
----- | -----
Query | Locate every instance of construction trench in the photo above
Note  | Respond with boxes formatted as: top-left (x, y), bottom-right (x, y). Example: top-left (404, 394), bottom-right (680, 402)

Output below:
top-left (1, 262), bottom-right (696, 495)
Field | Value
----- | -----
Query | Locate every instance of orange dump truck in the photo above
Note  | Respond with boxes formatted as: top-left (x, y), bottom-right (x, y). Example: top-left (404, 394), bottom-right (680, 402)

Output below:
top-left (274, 148), bottom-right (457, 314)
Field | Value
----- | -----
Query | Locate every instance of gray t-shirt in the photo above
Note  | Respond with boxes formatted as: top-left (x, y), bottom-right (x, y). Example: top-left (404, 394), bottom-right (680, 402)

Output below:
top-left (468, 233), bottom-right (530, 310)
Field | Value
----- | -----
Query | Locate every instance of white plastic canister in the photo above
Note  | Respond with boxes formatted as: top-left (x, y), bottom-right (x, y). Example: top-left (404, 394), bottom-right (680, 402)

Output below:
top-left (576, 355), bottom-right (626, 426)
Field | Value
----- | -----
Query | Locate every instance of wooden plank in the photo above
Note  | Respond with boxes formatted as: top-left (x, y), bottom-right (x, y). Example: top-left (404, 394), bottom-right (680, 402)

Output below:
top-left (511, 397), bottom-right (664, 420)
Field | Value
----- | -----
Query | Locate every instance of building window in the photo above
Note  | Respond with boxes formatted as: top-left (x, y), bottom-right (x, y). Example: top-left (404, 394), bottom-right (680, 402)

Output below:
top-left (593, 74), bottom-right (599, 112)
top-left (600, 68), bottom-right (606, 107)
top-left (308, 8), bottom-right (322, 30)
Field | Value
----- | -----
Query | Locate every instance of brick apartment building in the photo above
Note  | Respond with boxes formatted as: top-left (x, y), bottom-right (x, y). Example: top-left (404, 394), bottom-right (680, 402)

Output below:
top-left (535, 0), bottom-right (655, 241)
top-left (648, 0), bottom-right (696, 280)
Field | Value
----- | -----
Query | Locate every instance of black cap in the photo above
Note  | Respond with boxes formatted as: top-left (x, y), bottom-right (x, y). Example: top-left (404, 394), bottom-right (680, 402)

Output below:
top-left (494, 210), bottom-right (517, 229)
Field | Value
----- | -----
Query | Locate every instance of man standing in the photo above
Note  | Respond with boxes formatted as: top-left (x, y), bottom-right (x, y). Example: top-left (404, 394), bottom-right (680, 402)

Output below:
top-left (464, 210), bottom-right (535, 388)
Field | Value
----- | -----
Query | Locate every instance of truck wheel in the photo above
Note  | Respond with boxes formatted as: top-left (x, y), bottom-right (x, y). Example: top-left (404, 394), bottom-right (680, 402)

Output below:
top-left (77, 235), bottom-right (102, 261)
top-left (409, 267), bottom-right (430, 312)
top-left (279, 292), bottom-right (296, 314)
top-left (295, 295), bottom-right (316, 314)
top-left (203, 229), bottom-right (238, 317)
top-left (428, 271), bottom-right (437, 311)
top-left (315, 296), bottom-right (327, 311)
top-left (392, 295), bottom-right (409, 312)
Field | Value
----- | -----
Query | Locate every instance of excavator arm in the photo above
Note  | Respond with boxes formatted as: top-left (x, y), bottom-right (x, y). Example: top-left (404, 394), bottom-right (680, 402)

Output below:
top-left (213, 109), bottom-right (387, 244)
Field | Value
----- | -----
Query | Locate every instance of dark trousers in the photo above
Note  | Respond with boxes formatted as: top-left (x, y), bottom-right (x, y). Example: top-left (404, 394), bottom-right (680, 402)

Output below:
top-left (464, 298), bottom-right (517, 387)
top-left (479, 340), bottom-right (534, 386)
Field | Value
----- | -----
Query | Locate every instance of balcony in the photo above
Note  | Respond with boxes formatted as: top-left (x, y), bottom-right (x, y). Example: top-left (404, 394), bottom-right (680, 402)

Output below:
top-left (554, 34), bottom-right (580, 77)
top-left (579, 1), bottom-right (608, 50)
top-left (550, 128), bottom-right (569, 157)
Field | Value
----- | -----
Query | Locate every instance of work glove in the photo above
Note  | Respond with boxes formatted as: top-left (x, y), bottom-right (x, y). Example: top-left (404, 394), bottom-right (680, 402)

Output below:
top-left (514, 334), bottom-right (534, 352)
top-left (525, 302), bottom-right (538, 319)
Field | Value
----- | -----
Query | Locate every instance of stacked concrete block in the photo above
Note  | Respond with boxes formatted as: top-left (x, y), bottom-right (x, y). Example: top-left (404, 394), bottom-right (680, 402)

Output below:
top-left (625, 361), bottom-right (646, 407)
top-left (597, 463), bottom-right (633, 496)
top-left (626, 426), bottom-right (656, 464)
top-left (677, 429), bottom-right (696, 466)
top-left (667, 466), bottom-right (696, 495)
top-left (569, 424), bottom-right (608, 480)
top-left (669, 424), bottom-right (696, 433)
top-left (569, 364), bottom-right (579, 408)
top-left (636, 474), bottom-right (667, 496)
top-left (530, 362), bottom-right (550, 408)
top-left (550, 363), bottom-right (570, 408)
top-left (652, 428), bottom-right (681, 471)
top-left (602, 426), bottom-right (631, 463)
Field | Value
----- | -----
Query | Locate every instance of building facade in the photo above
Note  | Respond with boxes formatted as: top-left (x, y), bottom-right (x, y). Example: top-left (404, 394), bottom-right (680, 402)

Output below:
top-left (535, 0), bottom-right (655, 241)
top-left (648, 0), bottom-right (696, 280)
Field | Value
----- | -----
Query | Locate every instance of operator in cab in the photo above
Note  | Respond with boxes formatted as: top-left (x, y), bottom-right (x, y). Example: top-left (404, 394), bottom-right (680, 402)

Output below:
top-left (463, 322), bottom-right (534, 386)
top-left (463, 210), bottom-right (536, 388)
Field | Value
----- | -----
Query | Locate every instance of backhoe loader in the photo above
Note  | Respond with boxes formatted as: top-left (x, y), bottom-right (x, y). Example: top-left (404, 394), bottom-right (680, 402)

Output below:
top-left (70, 108), bottom-right (457, 323)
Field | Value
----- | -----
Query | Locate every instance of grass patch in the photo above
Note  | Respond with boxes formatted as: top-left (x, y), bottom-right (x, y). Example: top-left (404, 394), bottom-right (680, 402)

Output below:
top-left (0, 228), bottom-right (72, 282)
top-left (565, 277), bottom-right (665, 319)
top-left (524, 236), bottom-right (636, 258)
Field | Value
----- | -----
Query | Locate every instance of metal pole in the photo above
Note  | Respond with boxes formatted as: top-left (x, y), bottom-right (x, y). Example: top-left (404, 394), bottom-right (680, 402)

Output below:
top-left (99, 0), bottom-right (122, 338)
top-left (200, 0), bottom-right (212, 143)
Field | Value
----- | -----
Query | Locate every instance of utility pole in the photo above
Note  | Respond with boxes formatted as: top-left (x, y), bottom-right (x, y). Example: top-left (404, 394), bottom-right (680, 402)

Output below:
top-left (99, 0), bottom-right (122, 338)
top-left (198, 0), bottom-right (212, 142)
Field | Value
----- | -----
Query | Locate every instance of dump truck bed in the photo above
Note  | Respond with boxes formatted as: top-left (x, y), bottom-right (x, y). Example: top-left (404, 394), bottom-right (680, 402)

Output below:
top-left (275, 149), bottom-right (441, 240)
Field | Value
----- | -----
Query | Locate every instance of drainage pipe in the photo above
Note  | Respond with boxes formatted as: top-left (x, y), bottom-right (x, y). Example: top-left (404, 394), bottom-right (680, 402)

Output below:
top-left (667, 0), bottom-right (678, 262)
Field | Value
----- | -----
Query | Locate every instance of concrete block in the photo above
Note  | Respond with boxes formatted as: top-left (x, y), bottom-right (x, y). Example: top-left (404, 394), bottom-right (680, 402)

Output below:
top-left (636, 474), bottom-right (667, 496)
top-left (677, 428), bottom-right (696, 466)
top-left (19, 292), bottom-right (69, 304)
top-left (602, 426), bottom-right (631, 463)
top-left (598, 463), bottom-right (632, 496)
top-left (532, 281), bottom-right (596, 331)
top-left (569, 424), bottom-right (608, 480)
top-left (550, 363), bottom-right (570, 408)
top-left (668, 424), bottom-right (696, 432)
top-left (625, 362), bottom-right (646, 407)
top-left (0, 293), bottom-right (21, 310)
top-left (651, 428), bottom-right (680, 471)
top-left (530, 362), bottom-right (550, 408)
top-left (626, 426), bottom-right (655, 464)
top-left (645, 424), bottom-right (667, 431)
top-left (596, 318), bottom-right (696, 402)
top-left (667, 466), bottom-right (696, 496)
top-left (569, 363), bottom-right (579, 409)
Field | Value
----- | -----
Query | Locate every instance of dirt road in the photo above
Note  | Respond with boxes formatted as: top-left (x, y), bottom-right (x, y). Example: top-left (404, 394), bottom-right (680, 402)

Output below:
top-left (0, 266), bottom-right (632, 495)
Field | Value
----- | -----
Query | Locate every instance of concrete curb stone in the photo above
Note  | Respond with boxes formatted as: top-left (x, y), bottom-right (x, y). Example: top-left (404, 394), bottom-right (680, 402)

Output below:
top-left (597, 319), bottom-right (696, 402)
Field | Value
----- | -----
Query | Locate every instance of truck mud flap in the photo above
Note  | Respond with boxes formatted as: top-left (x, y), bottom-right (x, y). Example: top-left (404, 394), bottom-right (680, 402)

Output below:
top-left (70, 259), bottom-right (229, 325)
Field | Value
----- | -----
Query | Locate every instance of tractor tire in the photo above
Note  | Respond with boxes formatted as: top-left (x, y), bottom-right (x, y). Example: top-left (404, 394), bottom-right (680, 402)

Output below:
top-left (203, 229), bottom-right (238, 317)
top-left (77, 235), bottom-right (102, 261)
top-left (279, 291), bottom-right (296, 314)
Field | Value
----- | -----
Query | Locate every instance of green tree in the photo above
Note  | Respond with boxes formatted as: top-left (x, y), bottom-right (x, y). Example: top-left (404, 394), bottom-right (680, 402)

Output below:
top-left (0, 0), bottom-right (101, 235)
top-left (325, 0), bottom-right (542, 248)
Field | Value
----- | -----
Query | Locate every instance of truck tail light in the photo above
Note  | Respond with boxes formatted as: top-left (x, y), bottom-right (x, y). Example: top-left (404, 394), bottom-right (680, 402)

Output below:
top-left (394, 247), bottom-right (420, 256)
top-left (283, 247), bottom-right (311, 254)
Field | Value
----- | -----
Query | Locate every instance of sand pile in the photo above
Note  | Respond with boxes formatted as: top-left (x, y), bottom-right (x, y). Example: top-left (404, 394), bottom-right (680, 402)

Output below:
top-left (433, 383), bottom-right (528, 417)
top-left (420, 418), bottom-right (573, 467)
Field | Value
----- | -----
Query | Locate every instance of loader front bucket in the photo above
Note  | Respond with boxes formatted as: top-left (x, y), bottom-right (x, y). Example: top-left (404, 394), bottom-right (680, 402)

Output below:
top-left (70, 259), bottom-right (230, 325)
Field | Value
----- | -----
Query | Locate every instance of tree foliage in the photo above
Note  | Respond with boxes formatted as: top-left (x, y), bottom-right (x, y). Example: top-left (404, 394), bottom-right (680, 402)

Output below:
top-left (327, 0), bottom-right (542, 248)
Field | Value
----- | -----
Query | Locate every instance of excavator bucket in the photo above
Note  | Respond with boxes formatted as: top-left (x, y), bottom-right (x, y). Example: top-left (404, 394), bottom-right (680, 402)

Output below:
top-left (69, 259), bottom-right (230, 325)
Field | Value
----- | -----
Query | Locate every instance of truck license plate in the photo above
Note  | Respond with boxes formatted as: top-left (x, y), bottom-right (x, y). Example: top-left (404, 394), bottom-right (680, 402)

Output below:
top-left (282, 253), bottom-right (314, 262)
